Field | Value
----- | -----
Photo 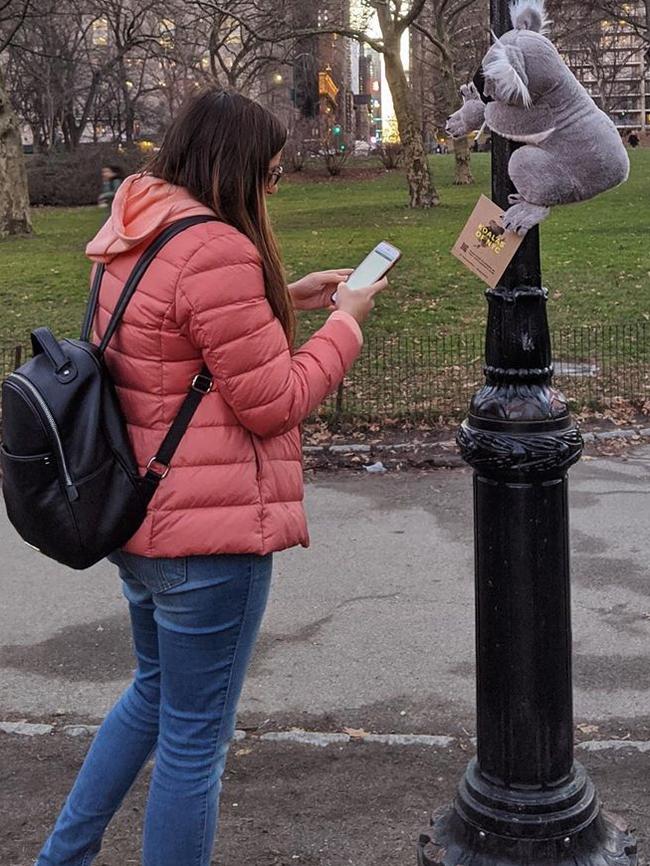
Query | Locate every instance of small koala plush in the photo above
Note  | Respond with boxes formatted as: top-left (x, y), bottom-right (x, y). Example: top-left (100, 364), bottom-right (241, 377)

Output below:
top-left (447, 0), bottom-right (630, 235)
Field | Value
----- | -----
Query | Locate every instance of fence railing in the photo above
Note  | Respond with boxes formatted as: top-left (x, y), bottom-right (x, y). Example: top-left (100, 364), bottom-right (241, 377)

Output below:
top-left (318, 322), bottom-right (650, 423)
top-left (2, 322), bottom-right (649, 425)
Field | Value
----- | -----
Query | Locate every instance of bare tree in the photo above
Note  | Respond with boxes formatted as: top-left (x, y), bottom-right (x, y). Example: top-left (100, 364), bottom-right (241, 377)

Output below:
top-left (371, 0), bottom-right (439, 206)
top-left (90, 0), bottom-right (168, 146)
top-left (181, 0), bottom-right (294, 95)
top-left (6, 0), bottom-right (170, 150)
top-left (550, 0), bottom-right (648, 127)
top-left (0, 0), bottom-right (32, 236)
top-left (412, 0), bottom-right (487, 185)
top-left (593, 0), bottom-right (650, 47)
top-left (195, 0), bottom-right (440, 207)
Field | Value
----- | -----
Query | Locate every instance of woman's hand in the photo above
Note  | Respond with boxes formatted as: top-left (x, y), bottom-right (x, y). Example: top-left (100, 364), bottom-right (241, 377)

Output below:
top-left (288, 269), bottom-right (353, 311)
top-left (334, 277), bottom-right (388, 325)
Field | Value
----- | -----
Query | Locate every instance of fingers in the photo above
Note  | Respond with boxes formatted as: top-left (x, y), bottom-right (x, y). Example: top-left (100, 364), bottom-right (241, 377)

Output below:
top-left (367, 276), bottom-right (388, 297)
top-left (323, 268), bottom-right (354, 279)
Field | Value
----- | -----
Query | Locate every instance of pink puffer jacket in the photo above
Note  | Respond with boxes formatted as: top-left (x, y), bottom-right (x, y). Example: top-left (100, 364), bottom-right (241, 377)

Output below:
top-left (87, 175), bottom-right (362, 558)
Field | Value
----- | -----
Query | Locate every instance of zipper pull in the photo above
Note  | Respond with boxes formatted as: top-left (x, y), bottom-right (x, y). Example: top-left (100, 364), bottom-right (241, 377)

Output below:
top-left (66, 483), bottom-right (79, 502)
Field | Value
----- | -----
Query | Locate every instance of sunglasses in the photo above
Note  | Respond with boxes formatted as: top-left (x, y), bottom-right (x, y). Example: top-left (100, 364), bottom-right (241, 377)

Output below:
top-left (268, 165), bottom-right (284, 186)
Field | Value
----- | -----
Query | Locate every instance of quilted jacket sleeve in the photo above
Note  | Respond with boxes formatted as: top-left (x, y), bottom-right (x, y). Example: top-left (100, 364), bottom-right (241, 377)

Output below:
top-left (174, 232), bottom-right (363, 439)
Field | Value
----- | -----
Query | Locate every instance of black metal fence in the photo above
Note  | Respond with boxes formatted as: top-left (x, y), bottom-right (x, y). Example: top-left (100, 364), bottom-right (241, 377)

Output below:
top-left (318, 322), bottom-right (650, 423)
top-left (2, 322), bottom-right (649, 425)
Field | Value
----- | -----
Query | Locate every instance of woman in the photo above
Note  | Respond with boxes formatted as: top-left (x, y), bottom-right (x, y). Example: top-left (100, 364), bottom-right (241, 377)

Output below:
top-left (37, 89), bottom-right (386, 866)
top-left (97, 164), bottom-right (124, 213)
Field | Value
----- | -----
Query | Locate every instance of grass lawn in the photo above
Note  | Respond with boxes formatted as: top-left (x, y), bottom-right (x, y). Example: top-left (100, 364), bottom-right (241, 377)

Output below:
top-left (0, 150), bottom-right (648, 348)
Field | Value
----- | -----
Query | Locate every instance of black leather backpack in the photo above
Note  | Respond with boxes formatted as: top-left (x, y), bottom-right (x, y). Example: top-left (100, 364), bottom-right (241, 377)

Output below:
top-left (0, 215), bottom-right (217, 570)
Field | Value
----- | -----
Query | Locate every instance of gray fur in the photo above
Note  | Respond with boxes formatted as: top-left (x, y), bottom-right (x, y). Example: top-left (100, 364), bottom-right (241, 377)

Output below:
top-left (447, 83), bottom-right (488, 138)
top-left (446, 0), bottom-right (630, 236)
top-left (510, 0), bottom-right (550, 33)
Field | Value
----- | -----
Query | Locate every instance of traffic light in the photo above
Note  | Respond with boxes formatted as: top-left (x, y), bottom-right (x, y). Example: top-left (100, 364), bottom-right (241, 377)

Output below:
top-left (332, 124), bottom-right (342, 135)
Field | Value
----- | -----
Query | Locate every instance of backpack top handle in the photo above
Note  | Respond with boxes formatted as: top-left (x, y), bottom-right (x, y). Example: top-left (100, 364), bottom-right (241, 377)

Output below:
top-left (31, 327), bottom-right (79, 383)
top-left (80, 215), bottom-right (218, 354)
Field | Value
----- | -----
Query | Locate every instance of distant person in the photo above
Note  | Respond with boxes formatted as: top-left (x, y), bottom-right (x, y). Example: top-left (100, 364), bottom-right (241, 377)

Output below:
top-left (97, 164), bottom-right (124, 212)
top-left (628, 131), bottom-right (640, 148)
top-left (35, 88), bottom-right (387, 866)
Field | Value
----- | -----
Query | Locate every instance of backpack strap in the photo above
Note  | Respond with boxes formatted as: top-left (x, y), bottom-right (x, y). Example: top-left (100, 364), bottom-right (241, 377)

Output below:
top-left (96, 215), bottom-right (218, 354)
top-left (79, 215), bottom-right (218, 351)
top-left (140, 369), bottom-right (214, 503)
top-left (80, 263), bottom-right (106, 343)
top-left (79, 214), bottom-right (220, 501)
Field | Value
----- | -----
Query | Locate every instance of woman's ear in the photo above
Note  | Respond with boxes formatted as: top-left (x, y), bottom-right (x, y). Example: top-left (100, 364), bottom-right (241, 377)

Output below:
top-left (483, 43), bottom-right (531, 107)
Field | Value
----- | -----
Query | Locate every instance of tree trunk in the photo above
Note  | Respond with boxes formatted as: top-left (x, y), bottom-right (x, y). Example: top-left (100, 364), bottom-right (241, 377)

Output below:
top-left (437, 18), bottom-right (474, 186)
top-left (453, 135), bottom-right (474, 184)
top-left (382, 44), bottom-right (439, 208)
top-left (124, 100), bottom-right (135, 146)
top-left (115, 58), bottom-right (135, 146)
top-left (0, 68), bottom-right (32, 238)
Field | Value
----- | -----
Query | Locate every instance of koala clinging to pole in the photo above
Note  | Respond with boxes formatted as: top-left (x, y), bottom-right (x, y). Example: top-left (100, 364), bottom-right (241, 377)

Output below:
top-left (446, 0), bottom-right (630, 236)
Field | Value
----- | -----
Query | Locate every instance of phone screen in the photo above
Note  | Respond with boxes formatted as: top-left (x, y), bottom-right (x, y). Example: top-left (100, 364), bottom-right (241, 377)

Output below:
top-left (347, 242), bottom-right (400, 290)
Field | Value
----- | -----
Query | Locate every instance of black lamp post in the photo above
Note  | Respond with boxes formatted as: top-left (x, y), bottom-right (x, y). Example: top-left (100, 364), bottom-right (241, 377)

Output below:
top-left (416, 2), bottom-right (638, 864)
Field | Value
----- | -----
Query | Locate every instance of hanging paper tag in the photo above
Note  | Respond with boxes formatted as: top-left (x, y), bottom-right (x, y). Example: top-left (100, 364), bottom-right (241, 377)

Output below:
top-left (451, 195), bottom-right (525, 288)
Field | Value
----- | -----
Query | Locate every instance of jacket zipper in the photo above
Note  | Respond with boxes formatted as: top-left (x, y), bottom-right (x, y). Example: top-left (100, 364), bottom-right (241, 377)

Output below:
top-left (7, 374), bottom-right (79, 501)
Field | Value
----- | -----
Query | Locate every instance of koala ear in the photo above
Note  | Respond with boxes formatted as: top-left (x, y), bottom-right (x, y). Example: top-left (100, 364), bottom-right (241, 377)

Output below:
top-left (483, 43), bottom-right (532, 107)
top-left (509, 0), bottom-right (551, 34)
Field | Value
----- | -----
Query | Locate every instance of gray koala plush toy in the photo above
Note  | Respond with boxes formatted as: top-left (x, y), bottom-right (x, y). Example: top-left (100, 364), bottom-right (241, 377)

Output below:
top-left (447, 0), bottom-right (630, 235)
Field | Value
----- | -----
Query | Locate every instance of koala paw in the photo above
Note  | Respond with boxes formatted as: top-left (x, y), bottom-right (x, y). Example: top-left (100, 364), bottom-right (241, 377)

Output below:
top-left (502, 201), bottom-right (551, 236)
top-left (446, 81), bottom-right (486, 138)
top-left (446, 110), bottom-right (471, 139)
top-left (460, 83), bottom-right (481, 103)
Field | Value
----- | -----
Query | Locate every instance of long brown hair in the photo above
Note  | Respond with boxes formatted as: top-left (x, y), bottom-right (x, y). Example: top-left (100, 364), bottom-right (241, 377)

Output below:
top-left (148, 88), bottom-right (295, 344)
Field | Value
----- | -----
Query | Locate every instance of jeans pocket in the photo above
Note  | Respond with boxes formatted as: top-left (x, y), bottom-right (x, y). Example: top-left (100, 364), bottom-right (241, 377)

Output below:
top-left (157, 557), bottom-right (188, 593)
top-left (112, 550), bottom-right (188, 594)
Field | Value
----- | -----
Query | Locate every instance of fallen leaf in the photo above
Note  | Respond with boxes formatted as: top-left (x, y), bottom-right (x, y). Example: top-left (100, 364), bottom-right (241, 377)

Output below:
top-left (343, 727), bottom-right (368, 739)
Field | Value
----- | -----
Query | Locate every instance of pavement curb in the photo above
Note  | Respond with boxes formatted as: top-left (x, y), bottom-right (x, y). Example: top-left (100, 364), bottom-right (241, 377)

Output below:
top-left (2, 721), bottom-right (650, 753)
top-left (303, 426), bottom-right (650, 470)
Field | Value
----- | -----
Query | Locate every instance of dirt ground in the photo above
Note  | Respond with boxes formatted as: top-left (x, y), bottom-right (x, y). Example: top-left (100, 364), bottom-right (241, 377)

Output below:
top-left (2, 732), bottom-right (648, 866)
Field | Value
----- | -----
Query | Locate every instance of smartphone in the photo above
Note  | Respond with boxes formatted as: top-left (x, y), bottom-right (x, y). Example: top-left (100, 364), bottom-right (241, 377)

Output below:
top-left (346, 241), bottom-right (401, 290)
top-left (332, 241), bottom-right (401, 304)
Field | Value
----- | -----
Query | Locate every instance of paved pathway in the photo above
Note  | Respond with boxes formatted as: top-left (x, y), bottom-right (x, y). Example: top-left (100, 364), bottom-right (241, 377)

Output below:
top-left (2, 446), bottom-right (649, 737)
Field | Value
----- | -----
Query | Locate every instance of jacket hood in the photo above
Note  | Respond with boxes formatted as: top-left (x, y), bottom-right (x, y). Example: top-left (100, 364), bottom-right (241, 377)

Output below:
top-left (86, 173), bottom-right (215, 263)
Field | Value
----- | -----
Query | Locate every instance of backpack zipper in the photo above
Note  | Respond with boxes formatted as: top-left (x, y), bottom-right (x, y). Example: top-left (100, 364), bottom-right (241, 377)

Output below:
top-left (7, 373), bottom-right (79, 501)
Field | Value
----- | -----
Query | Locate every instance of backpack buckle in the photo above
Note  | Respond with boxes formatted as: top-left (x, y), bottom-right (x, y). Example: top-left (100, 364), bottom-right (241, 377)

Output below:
top-left (146, 457), bottom-right (171, 480)
top-left (191, 373), bottom-right (213, 394)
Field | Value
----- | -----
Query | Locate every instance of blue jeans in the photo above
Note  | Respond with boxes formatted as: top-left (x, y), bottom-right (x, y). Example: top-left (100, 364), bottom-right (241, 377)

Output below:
top-left (36, 551), bottom-right (273, 866)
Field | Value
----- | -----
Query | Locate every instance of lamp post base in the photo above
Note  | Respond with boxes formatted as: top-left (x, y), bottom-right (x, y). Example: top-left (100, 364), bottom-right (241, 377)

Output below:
top-left (417, 761), bottom-right (637, 866)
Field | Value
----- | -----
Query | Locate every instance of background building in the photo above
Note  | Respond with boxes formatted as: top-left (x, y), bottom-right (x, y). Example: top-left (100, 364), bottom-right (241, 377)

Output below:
top-left (260, 0), bottom-right (377, 147)
top-left (558, 8), bottom-right (649, 133)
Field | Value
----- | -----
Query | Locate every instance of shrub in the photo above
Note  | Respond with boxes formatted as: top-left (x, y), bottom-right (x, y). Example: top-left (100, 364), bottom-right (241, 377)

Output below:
top-left (27, 146), bottom-right (146, 207)
top-left (283, 139), bottom-right (306, 172)
top-left (320, 134), bottom-right (352, 177)
top-left (376, 142), bottom-right (403, 170)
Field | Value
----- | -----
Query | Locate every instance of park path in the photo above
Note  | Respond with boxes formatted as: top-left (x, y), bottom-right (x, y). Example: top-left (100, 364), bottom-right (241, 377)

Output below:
top-left (1, 446), bottom-right (649, 735)
top-left (2, 448), bottom-right (650, 865)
